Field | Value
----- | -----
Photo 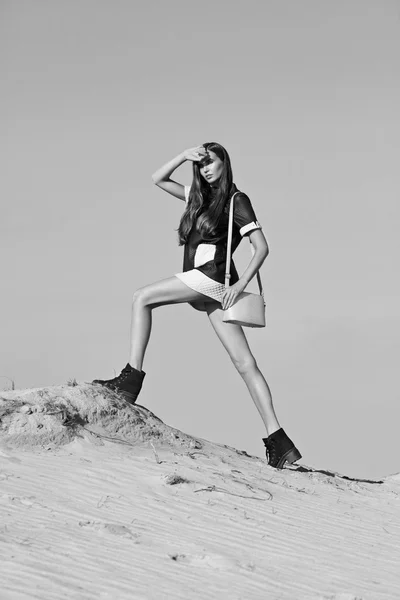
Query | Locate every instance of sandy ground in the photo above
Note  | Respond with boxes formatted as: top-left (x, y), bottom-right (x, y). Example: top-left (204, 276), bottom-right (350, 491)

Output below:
top-left (1, 384), bottom-right (399, 600)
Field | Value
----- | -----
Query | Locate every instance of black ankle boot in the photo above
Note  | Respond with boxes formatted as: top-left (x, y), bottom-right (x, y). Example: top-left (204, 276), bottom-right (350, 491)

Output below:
top-left (263, 428), bottom-right (302, 469)
top-left (92, 363), bottom-right (146, 404)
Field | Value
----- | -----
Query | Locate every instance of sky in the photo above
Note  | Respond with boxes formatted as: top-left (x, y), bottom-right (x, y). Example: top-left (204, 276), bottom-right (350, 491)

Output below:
top-left (1, 0), bottom-right (400, 479)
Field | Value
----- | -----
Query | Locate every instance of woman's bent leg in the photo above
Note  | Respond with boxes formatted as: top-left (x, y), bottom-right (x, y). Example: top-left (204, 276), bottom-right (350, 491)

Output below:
top-left (206, 303), bottom-right (280, 437)
top-left (93, 277), bottom-right (212, 403)
top-left (129, 276), bottom-right (212, 370)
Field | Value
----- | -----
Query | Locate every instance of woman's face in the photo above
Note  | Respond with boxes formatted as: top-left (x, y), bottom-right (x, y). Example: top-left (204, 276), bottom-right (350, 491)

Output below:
top-left (199, 150), bottom-right (224, 185)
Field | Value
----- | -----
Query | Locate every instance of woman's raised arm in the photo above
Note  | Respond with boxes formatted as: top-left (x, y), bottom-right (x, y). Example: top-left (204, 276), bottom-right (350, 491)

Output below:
top-left (151, 146), bottom-right (206, 201)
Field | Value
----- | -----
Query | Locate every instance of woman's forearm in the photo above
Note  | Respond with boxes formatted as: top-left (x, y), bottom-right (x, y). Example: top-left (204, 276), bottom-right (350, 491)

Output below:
top-left (240, 248), bottom-right (269, 286)
top-left (151, 152), bottom-right (187, 185)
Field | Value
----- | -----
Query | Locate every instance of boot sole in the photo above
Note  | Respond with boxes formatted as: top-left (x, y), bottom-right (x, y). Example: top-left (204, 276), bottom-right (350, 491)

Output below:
top-left (92, 382), bottom-right (137, 405)
top-left (275, 447), bottom-right (302, 469)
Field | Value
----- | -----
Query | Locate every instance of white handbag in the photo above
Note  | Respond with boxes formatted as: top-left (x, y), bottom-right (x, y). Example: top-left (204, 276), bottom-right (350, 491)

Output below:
top-left (222, 192), bottom-right (266, 328)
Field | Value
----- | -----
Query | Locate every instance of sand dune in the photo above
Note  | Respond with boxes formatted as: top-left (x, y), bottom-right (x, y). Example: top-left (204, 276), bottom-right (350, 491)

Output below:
top-left (1, 384), bottom-right (399, 600)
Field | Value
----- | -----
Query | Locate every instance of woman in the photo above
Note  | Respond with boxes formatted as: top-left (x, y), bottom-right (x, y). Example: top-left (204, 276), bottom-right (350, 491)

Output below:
top-left (93, 142), bottom-right (301, 469)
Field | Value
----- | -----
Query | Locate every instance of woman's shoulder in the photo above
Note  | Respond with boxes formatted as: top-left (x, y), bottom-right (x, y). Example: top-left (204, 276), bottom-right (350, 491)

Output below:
top-left (234, 190), bottom-right (250, 201)
top-left (230, 186), bottom-right (252, 206)
top-left (229, 183), bottom-right (249, 198)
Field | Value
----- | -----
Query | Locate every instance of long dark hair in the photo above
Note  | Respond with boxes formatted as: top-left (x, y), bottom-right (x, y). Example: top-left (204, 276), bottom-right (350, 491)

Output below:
top-left (177, 142), bottom-right (233, 245)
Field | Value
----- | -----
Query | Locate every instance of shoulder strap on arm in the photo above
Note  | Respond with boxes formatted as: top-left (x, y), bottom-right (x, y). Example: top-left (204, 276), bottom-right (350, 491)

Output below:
top-left (224, 192), bottom-right (264, 297)
top-left (224, 193), bottom-right (238, 288)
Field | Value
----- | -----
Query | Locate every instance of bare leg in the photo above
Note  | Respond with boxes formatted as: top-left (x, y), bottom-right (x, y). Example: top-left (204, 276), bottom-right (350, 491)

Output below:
top-left (129, 276), bottom-right (212, 371)
top-left (206, 303), bottom-right (280, 437)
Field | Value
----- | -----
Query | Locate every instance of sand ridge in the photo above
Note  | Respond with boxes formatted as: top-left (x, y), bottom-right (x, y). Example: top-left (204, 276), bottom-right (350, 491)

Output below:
top-left (1, 385), bottom-right (399, 599)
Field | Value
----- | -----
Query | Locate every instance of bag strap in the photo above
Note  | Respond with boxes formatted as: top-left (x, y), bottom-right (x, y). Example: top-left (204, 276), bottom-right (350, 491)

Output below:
top-left (224, 192), bottom-right (264, 298)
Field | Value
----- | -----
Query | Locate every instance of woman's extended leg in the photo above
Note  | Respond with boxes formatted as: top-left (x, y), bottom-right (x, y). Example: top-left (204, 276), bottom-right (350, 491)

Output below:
top-left (206, 303), bottom-right (280, 437)
top-left (206, 303), bottom-right (301, 468)
top-left (129, 276), bottom-right (212, 371)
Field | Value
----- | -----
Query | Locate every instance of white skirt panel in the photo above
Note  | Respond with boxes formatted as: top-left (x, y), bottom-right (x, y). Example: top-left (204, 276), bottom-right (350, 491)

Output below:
top-left (175, 270), bottom-right (225, 303)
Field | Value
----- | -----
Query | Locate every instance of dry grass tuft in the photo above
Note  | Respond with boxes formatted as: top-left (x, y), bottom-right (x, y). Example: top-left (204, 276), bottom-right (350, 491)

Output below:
top-left (0, 384), bottom-right (201, 453)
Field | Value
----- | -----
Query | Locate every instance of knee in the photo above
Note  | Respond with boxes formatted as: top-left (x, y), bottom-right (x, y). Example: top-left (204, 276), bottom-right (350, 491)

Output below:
top-left (132, 287), bottom-right (149, 308)
top-left (232, 355), bottom-right (258, 377)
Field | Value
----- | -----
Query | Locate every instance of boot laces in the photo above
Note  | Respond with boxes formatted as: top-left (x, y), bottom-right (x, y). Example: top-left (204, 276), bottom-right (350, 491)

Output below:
top-left (111, 366), bottom-right (132, 385)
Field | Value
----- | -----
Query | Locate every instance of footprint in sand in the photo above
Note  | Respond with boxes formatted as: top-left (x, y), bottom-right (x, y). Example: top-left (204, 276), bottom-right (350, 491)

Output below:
top-left (78, 520), bottom-right (139, 541)
top-left (0, 494), bottom-right (38, 506)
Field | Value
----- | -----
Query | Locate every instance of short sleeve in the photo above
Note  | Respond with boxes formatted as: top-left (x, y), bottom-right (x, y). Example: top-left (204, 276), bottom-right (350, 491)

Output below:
top-left (184, 185), bottom-right (191, 203)
top-left (233, 193), bottom-right (262, 237)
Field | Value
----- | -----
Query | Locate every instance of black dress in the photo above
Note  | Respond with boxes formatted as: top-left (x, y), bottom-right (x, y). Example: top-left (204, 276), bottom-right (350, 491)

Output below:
top-left (175, 183), bottom-right (262, 311)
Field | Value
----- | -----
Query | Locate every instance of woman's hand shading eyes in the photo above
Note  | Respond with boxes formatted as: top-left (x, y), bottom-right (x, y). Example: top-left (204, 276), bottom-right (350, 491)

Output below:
top-left (183, 146), bottom-right (207, 162)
